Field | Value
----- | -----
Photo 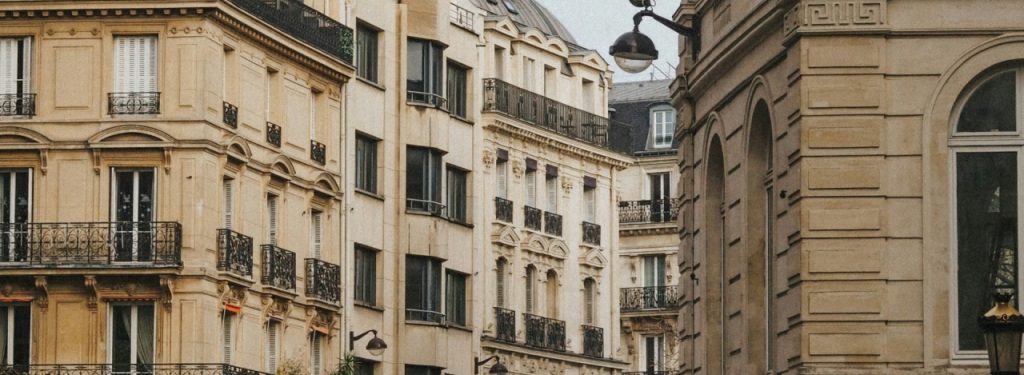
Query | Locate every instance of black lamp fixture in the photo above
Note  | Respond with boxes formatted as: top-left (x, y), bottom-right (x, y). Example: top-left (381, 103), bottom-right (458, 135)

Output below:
top-left (474, 356), bottom-right (509, 375)
top-left (980, 292), bottom-right (1024, 375)
top-left (609, 0), bottom-right (699, 74)
top-left (349, 329), bottom-right (388, 356)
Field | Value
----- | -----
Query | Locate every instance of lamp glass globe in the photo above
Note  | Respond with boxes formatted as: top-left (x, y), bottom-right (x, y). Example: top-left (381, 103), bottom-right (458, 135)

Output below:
top-left (614, 56), bottom-right (654, 74)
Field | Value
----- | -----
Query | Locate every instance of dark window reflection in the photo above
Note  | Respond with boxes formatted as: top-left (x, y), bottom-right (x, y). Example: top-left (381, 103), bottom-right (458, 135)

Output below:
top-left (958, 71), bottom-right (1016, 132)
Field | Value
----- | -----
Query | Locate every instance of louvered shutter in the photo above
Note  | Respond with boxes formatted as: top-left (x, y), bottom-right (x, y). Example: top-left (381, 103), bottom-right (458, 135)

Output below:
top-left (266, 321), bottom-right (278, 372)
top-left (496, 162), bottom-right (507, 199)
top-left (495, 260), bottom-right (505, 308)
top-left (311, 212), bottom-right (322, 259)
top-left (310, 334), bottom-right (322, 375)
top-left (525, 267), bottom-right (534, 313)
top-left (546, 177), bottom-right (557, 211)
top-left (0, 38), bottom-right (24, 95)
top-left (222, 313), bottom-right (234, 364)
top-left (267, 197), bottom-right (277, 246)
top-left (223, 179), bottom-right (233, 229)
top-left (584, 281), bottom-right (594, 324)
top-left (525, 172), bottom-right (536, 207)
top-left (114, 36), bottom-right (157, 93)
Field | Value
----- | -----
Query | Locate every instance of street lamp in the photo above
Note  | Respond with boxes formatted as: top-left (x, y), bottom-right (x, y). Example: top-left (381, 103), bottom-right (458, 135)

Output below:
top-left (980, 292), bottom-right (1024, 375)
top-left (349, 329), bottom-right (388, 356)
top-left (474, 356), bottom-right (509, 375)
top-left (609, 0), bottom-right (698, 74)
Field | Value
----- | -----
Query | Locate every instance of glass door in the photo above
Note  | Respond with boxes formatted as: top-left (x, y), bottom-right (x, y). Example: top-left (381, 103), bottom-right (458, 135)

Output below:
top-left (643, 335), bottom-right (664, 374)
top-left (649, 173), bottom-right (671, 222)
top-left (644, 255), bottom-right (666, 308)
top-left (112, 169), bottom-right (154, 262)
top-left (0, 304), bottom-right (30, 370)
top-left (0, 170), bottom-right (29, 262)
top-left (110, 303), bottom-right (154, 375)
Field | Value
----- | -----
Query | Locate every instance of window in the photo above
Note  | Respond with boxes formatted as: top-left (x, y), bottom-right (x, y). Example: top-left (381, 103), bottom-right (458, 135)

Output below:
top-left (223, 178), bottom-right (234, 230)
top-left (546, 270), bottom-right (559, 318)
top-left (0, 169), bottom-right (31, 263)
top-left (0, 304), bottom-right (30, 368)
top-left (406, 147), bottom-right (443, 215)
top-left (584, 183), bottom-right (596, 223)
top-left (525, 265), bottom-right (536, 313)
top-left (354, 245), bottom-right (377, 306)
top-left (405, 365), bottom-right (442, 375)
top-left (583, 279), bottom-right (596, 324)
top-left (525, 167), bottom-right (537, 207)
top-left (310, 332), bottom-right (323, 375)
top-left (493, 46), bottom-right (505, 80)
top-left (643, 336), bottom-right (665, 372)
top-left (446, 271), bottom-right (467, 326)
top-left (309, 90), bottom-right (320, 140)
top-left (266, 69), bottom-right (277, 121)
top-left (495, 152), bottom-right (508, 199)
top-left (545, 173), bottom-right (558, 212)
top-left (650, 173), bottom-right (672, 222)
top-left (356, 134), bottom-right (379, 193)
top-left (113, 36), bottom-right (157, 93)
top-left (310, 210), bottom-right (323, 259)
top-left (406, 256), bottom-right (443, 323)
top-left (522, 58), bottom-right (535, 92)
top-left (407, 39), bottom-right (444, 106)
top-left (222, 312), bottom-right (235, 364)
top-left (266, 194), bottom-right (279, 246)
top-left (644, 255), bottom-right (666, 309)
top-left (112, 169), bottom-right (155, 262)
top-left (446, 167), bottom-right (468, 223)
top-left (110, 303), bottom-right (155, 373)
top-left (495, 258), bottom-right (507, 308)
top-left (265, 320), bottom-right (280, 373)
top-left (354, 358), bottom-right (376, 375)
top-left (652, 108), bottom-right (675, 148)
top-left (447, 63), bottom-right (468, 118)
top-left (356, 23), bottom-right (380, 83)
top-left (0, 37), bottom-right (33, 116)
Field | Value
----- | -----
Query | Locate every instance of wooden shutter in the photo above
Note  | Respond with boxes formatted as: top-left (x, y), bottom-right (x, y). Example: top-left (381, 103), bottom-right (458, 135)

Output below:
top-left (0, 38), bottom-right (29, 95)
top-left (267, 196), bottom-right (277, 246)
top-left (495, 260), bottom-right (505, 307)
top-left (496, 161), bottom-right (507, 199)
top-left (266, 321), bottom-right (278, 372)
top-left (223, 179), bottom-right (233, 229)
top-left (222, 313), bottom-right (234, 364)
top-left (584, 281), bottom-right (594, 324)
top-left (311, 211), bottom-right (322, 259)
top-left (114, 36), bottom-right (157, 93)
top-left (525, 172), bottom-right (536, 207)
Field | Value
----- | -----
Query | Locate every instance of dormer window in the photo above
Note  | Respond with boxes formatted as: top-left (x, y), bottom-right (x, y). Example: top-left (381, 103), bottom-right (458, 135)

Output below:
top-left (651, 106), bottom-right (675, 149)
top-left (502, 0), bottom-right (519, 14)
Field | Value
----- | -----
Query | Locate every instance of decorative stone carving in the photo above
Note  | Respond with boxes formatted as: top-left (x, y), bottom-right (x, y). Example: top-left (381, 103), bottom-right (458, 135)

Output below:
top-left (482, 149), bottom-right (495, 169)
top-left (511, 159), bottom-right (524, 180)
top-left (560, 176), bottom-right (573, 194)
top-left (803, 1), bottom-right (886, 27)
top-left (84, 275), bottom-right (99, 310)
top-left (34, 276), bottom-right (47, 310)
top-left (159, 276), bottom-right (174, 309)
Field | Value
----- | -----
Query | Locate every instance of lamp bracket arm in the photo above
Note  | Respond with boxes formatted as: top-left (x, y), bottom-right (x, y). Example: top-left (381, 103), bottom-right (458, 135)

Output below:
top-left (634, 9), bottom-right (697, 38)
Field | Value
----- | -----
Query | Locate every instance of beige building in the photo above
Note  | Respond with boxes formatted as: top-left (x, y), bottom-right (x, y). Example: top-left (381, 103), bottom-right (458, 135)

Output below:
top-left (670, 0), bottom-right (1024, 374)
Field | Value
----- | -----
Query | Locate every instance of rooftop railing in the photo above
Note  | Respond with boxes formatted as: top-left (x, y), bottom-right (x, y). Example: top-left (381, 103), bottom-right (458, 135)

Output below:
top-left (226, 0), bottom-right (354, 64)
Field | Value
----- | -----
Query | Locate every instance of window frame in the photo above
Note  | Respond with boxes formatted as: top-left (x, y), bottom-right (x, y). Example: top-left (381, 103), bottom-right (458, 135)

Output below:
top-left (407, 39), bottom-right (445, 98)
top-left (0, 304), bottom-right (30, 368)
top-left (445, 270), bottom-right (468, 327)
top-left (354, 244), bottom-right (379, 307)
top-left (355, 133), bottom-right (380, 194)
top-left (356, 21), bottom-right (381, 84)
top-left (446, 165), bottom-right (469, 224)
top-left (446, 61), bottom-right (469, 119)
top-left (107, 302), bottom-right (156, 370)
top-left (405, 256), bottom-right (444, 322)
top-left (650, 106), bottom-right (676, 149)
top-left (406, 146), bottom-right (444, 215)
top-left (0, 36), bottom-right (32, 96)
top-left (112, 35), bottom-right (159, 93)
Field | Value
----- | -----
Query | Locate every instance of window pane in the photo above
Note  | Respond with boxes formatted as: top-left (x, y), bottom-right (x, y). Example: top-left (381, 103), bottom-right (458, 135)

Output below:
top-left (356, 136), bottom-right (378, 193)
top-left (355, 246), bottom-right (377, 305)
top-left (447, 169), bottom-right (467, 222)
top-left (446, 272), bottom-right (466, 326)
top-left (429, 153), bottom-right (442, 203)
top-left (406, 256), bottom-right (426, 310)
top-left (357, 25), bottom-right (378, 82)
top-left (111, 305), bottom-right (132, 368)
top-left (407, 148), bottom-right (426, 201)
top-left (958, 71), bottom-right (1017, 132)
top-left (957, 152), bottom-right (1017, 350)
top-left (407, 40), bottom-right (425, 93)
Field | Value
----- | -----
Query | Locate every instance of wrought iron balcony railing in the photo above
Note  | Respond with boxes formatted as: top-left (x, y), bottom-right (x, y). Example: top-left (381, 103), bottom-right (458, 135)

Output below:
top-left (260, 244), bottom-right (296, 291)
top-left (483, 78), bottom-right (632, 154)
top-left (0, 93), bottom-right (35, 116)
top-left (0, 222), bottom-right (181, 267)
top-left (225, 0), bottom-right (354, 64)
top-left (0, 363), bottom-right (271, 375)
top-left (310, 140), bottom-right (326, 165)
top-left (620, 286), bottom-right (682, 312)
top-left (407, 91), bottom-right (448, 110)
top-left (406, 199), bottom-right (446, 217)
top-left (582, 325), bottom-right (604, 358)
top-left (524, 206), bottom-right (542, 231)
top-left (449, 2), bottom-right (474, 31)
top-left (495, 197), bottom-right (513, 223)
top-left (223, 101), bottom-right (238, 128)
top-left (544, 211), bottom-right (562, 237)
top-left (217, 228), bottom-right (253, 278)
top-left (108, 92), bottom-right (160, 115)
top-left (582, 222), bottom-right (601, 246)
top-left (619, 198), bottom-right (679, 225)
top-left (266, 122), bottom-right (282, 147)
top-left (494, 307), bottom-right (516, 343)
top-left (406, 308), bottom-right (446, 324)
top-left (305, 258), bottom-right (340, 303)
top-left (523, 313), bottom-right (566, 352)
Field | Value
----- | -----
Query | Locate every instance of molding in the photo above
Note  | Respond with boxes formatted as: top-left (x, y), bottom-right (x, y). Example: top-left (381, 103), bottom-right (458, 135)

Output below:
top-left (485, 119), bottom-right (633, 170)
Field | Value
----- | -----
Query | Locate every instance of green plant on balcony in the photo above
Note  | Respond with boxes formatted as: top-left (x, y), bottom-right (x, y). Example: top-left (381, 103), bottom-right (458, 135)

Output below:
top-left (276, 356), bottom-right (306, 375)
top-left (330, 353), bottom-right (359, 375)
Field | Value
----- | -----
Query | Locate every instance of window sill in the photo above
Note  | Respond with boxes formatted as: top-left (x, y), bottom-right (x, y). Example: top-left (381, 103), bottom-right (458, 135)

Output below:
top-left (447, 323), bottom-right (473, 333)
top-left (355, 301), bottom-right (385, 312)
top-left (406, 209), bottom-right (446, 218)
top-left (405, 319), bottom-right (447, 328)
top-left (355, 188), bottom-right (385, 201)
top-left (447, 218), bottom-right (474, 229)
top-left (356, 76), bottom-right (386, 91)
top-left (407, 101), bottom-right (449, 113)
top-left (449, 114), bottom-right (474, 126)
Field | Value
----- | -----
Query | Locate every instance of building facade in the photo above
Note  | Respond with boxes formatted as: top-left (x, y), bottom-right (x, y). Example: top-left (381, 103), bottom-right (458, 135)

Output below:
top-left (671, 0), bottom-right (1024, 374)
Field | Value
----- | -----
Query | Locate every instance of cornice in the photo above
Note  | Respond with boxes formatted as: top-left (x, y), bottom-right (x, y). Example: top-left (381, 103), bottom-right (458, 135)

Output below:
top-left (619, 224), bottom-right (678, 237)
top-left (484, 118), bottom-right (633, 170)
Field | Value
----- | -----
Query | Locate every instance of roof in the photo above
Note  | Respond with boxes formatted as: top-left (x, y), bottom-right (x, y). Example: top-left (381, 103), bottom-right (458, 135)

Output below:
top-left (609, 79), bottom-right (673, 103)
top-left (469, 0), bottom-right (577, 44)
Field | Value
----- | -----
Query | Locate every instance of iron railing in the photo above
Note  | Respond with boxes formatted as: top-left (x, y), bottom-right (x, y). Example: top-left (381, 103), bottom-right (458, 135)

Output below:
top-left (544, 212), bottom-right (562, 237)
top-left (623, 372), bottom-right (673, 375)
top-left (619, 198), bottom-right (679, 224)
top-left (582, 222), bottom-right (601, 245)
top-left (0, 93), bottom-right (35, 116)
top-left (523, 313), bottom-right (566, 352)
top-left (495, 197), bottom-right (513, 223)
top-left (217, 228), bottom-right (253, 277)
top-left (449, 3), bottom-right (474, 31)
top-left (620, 286), bottom-right (682, 312)
top-left (260, 244), bottom-right (296, 291)
top-left (494, 307), bottom-right (516, 343)
top-left (225, 0), bottom-right (354, 64)
top-left (524, 206), bottom-right (542, 231)
top-left (223, 101), bottom-right (238, 128)
top-left (108, 92), bottom-right (160, 115)
top-left (0, 363), bottom-right (271, 375)
top-left (406, 198), bottom-right (446, 217)
top-left (407, 91), bottom-right (448, 110)
top-left (582, 325), bottom-right (604, 358)
top-left (266, 122), bottom-right (281, 147)
top-left (483, 78), bottom-right (632, 154)
top-left (406, 308), bottom-right (446, 324)
top-left (305, 258), bottom-right (340, 303)
top-left (310, 140), bottom-right (326, 165)
top-left (0, 222), bottom-right (181, 266)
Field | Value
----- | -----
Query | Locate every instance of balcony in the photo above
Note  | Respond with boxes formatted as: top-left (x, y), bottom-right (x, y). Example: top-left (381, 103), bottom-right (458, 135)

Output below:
top-left (494, 307), bottom-right (516, 343)
top-left (108, 92), bottom-right (160, 115)
top-left (483, 78), bottom-right (632, 154)
top-left (620, 286), bottom-right (682, 313)
top-left (406, 308), bottom-right (446, 324)
top-left (0, 222), bottom-right (181, 267)
top-left (305, 258), bottom-right (340, 303)
top-left (223, 101), bottom-right (238, 128)
top-left (407, 91), bottom-right (448, 110)
top-left (619, 199), bottom-right (679, 225)
top-left (582, 325), bottom-right (604, 358)
top-left (449, 2), bottom-right (475, 31)
top-left (0, 364), bottom-right (270, 375)
top-left (225, 0), bottom-right (354, 64)
top-left (406, 199), bottom-right (446, 217)
top-left (310, 140), bottom-right (326, 165)
top-left (543, 212), bottom-right (562, 237)
top-left (524, 206), bottom-right (542, 231)
top-left (523, 313), bottom-right (565, 352)
top-left (266, 122), bottom-right (281, 147)
top-left (260, 244), bottom-right (296, 291)
top-left (0, 93), bottom-right (35, 116)
top-left (217, 228), bottom-right (253, 278)
top-left (495, 197), bottom-right (513, 223)
top-left (582, 222), bottom-right (601, 246)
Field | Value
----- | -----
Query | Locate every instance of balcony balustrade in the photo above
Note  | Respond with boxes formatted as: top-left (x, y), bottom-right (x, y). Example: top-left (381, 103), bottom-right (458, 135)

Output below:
top-left (619, 198), bottom-right (679, 224)
top-left (266, 122), bottom-right (282, 147)
top-left (225, 0), bottom-right (354, 64)
top-left (305, 258), bottom-right (340, 303)
top-left (407, 91), bottom-right (448, 110)
top-left (494, 307), bottom-right (516, 343)
top-left (260, 244), bottom-right (296, 291)
top-left (0, 222), bottom-right (181, 267)
top-left (482, 78), bottom-right (632, 154)
top-left (223, 101), bottom-right (238, 128)
top-left (523, 313), bottom-right (565, 352)
top-left (217, 228), bottom-right (253, 278)
top-left (108, 92), bottom-right (160, 115)
top-left (524, 206), bottom-right (542, 231)
top-left (310, 140), bottom-right (327, 165)
top-left (582, 222), bottom-right (601, 245)
top-left (495, 197), bottom-right (513, 223)
top-left (406, 199), bottom-right (446, 217)
top-left (0, 93), bottom-right (35, 116)
top-left (406, 308), bottom-right (446, 324)
top-left (544, 212), bottom-right (562, 237)
top-left (620, 286), bottom-right (682, 312)
top-left (582, 325), bottom-right (604, 358)
top-left (0, 363), bottom-right (270, 375)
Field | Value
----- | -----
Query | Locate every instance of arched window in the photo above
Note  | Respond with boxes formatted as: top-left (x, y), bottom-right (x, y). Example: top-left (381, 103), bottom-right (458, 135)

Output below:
top-left (746, 99), bottom-right (775, 372)
top-left (583, 278), bottom-right (596, 324)
top-left (546, 270), bottom-right (559, 318)
top-left (951, 67), bottom-right (1023, 353)
top-left (704, 135), bottom-right (726, 373)
top-left (496, 258), bottom-right (508, 308)
top-left (525, 265), bottom-right (537, 313)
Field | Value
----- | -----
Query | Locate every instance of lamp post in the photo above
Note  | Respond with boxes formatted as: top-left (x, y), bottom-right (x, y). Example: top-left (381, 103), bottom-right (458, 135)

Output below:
top-left (474, 356), bottom-right (509, 375)
top-left (609, 0), bottom-right (698, 74)
top-left (349, 329), bottom-right (388, 356)
top-left (980, 293), bottom-right (1024, 375)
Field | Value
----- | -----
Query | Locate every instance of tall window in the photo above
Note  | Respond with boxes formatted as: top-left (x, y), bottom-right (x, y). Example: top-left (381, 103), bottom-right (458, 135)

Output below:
top-left (222, 312), bottom-right (235, 364)
top-left (446, 271), bottom-right (467, 327)
top-left (495, 151), bottom-right (508, 198)
top-left (310, 333), bottom-right (323, 375)
top-left (644, 255), bottom-right (666, 309)
top-left (0, 304), bottom-right (30, 368)
top-left (584, 181), bottom-right (596, 223)
top-left (407, 39), bottom-right (444, 105)
top-left (651, 108), bottom-right (675, 148)
top-left (525, 265), bottom-right (536, 313)
top-left (309, 91), bottom-right (320, 140)
top-left (406, 256), bottom-right (443, 323)
top-left (113, 36), bottom-right (157, 94)
top-left (356, 134), bottom-right (379, 193)
top-left (545, 167), bottom-right (558, 212)
top-left (0, 37), bottom-right (32, 116)
top-left (546, 270), bottom-right (559, 317)
top-left (650, 173), bottom-right (672, 222)
top-left (356, 23), bottom-right (380, 83)
top-left (495, 258), bottom-right (507, 308)
top-left (266, 194), bottom-right (279, 246)
top-left (310, 210), bottom-right (323, 259)
top-left (223, 178), bottom-right (234, 230)
top-left (524, 165), bottom-right (537, 207)
top-left (0, 169), bottom-right (31, 263)
top-left (447, 63), bottom-right (468, 118)
top-left (643, 336), bottom-right (665, 372)
top-left (583, 278), bottom-right (596, 325)
top-left (265, 320), bottom-right (280, 372)
top-left (522, 58), bottom-right (535, 92)
top-left (493, 46), bottom-right (505, 80)
top-left (446, 167), bottom-right (468, 223)
top-left (110, 303), bottom-right (155, 373)
top-left (265, 68), bottom-right (277, 121)
top-left (406, 147), bottom-right (443, 215)
top-left (354, 245), bottom-right (377, 306)
top-left (112, 169), bottom-right (155, 262)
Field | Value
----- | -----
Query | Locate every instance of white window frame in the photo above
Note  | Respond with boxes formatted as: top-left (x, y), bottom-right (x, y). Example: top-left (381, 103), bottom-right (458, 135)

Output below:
top-left (110, 168), bottom-right (157, 262)
top-left (266, 194), bottom-right (279, 246)
top-left (113, 35), bottom-right (158, 93)
top-left (0, 169), bottom-right (32, 259)
top-left (0, 37), bottom-right (32, 95)
top-left (310, 209), bottom-right (323, 259)
top-left (651, 107), bottom-right (675, 149)
top-left (223, 178), bottom-right (234, 230)
top-left (107, 303), bottom-right (156, 368)
top-left (0, 304), bottom-right (30, 366)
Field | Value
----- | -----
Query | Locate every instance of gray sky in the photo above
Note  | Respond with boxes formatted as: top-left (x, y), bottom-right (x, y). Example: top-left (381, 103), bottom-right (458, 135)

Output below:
top-left (537, 0), bottom-right (680, 83)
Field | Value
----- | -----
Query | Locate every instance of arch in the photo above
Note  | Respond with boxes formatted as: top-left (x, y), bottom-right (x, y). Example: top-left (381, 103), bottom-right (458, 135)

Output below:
top-left (223, 135), bottom-right (253, 160)
top-left (0, 126), bottom-right (51, 146)
top-left (269, 155), bottom-right (296, 177)
top-left (744, 96), bottom-right (775, 374)
top-left (313, 172), bottom-right (341, 194)
top-left (544, 38), bottom-right (569, 56)
top-left (547, 238), bottom-right (569, 259)
top-left (703, 134), bottom-right (726, 375)
top-left (492, 225), bottom-right (522, 247)
top-left (545, 269), bottom-right (560, 318)
top-left (88, 124), bottom-right (176, 145)
top-left (521, 233), bottom-right (549, 254)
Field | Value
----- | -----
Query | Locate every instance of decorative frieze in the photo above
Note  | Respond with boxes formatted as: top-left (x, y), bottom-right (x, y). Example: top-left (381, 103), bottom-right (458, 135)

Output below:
top-left (787, 0), bottom-right (887, 38)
